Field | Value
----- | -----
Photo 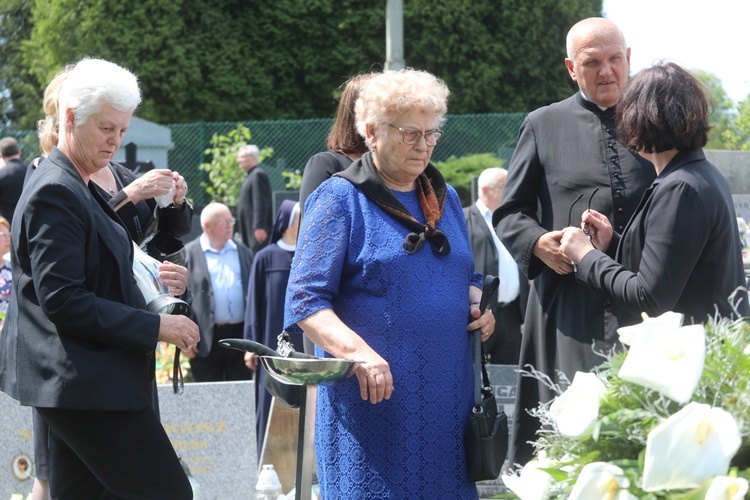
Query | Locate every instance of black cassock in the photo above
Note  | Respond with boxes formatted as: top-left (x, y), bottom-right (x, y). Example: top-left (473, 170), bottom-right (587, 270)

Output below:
top-left (244, 243), bottom-right (301, 459)
top-left (494, 93), bottom-right (655, 467)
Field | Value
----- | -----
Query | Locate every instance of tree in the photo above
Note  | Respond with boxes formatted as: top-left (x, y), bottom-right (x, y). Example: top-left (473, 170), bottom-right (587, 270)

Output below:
top-left (0, 0), bottom-right (40, 129)
top-left (198, 124), bottom-right (273, 206)
top-left (723, 95), bottom-right (750, 151)
top-left (405, 0), bottom-right (601, 113)
top-left (693, 69), bottom-right (734, 150)
top-left (0, 0), bottom-right (602, 127)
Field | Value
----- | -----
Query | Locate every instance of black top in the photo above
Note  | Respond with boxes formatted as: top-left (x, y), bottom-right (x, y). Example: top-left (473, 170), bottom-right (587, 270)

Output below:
top-left (0, 158), bottom-right (27, 223)
top-left (299, 150), bottom-right (353, 213)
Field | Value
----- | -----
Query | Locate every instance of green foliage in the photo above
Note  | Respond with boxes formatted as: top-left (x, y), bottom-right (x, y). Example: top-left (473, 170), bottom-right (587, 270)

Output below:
top-left (433, 152), bottom-right (503, 205)
top-left (0, 0), bottom-right (601, 127)
top-left (723, 95), bottom-right (750, 151)
top-left (198, 124), bottom-right (273, 206)
top-left (694, 70), bottom-right (735, 150)
top-left (523, 316), bottom-right (750, 498)
top-left (405, 0), bottom-right (601, 113)
top-left (281, 169), bottom-right (303, 190)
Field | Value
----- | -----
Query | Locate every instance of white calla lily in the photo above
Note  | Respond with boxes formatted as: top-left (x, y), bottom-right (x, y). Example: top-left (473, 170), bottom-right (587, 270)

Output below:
top-left (705, 475), bottom-right (749, 500)
top-left (642, 402), bottom-right (741, 491)
top-left (569, 462), bottom-right (637, 500)
top-left (618, 323), bottom-right (705, 403)
top-left (549, 371), bottom-right (605, 438)
top-left (616, 311), bottom-right (684, 346)
top-left (501, 460), bottom-right (553, 500)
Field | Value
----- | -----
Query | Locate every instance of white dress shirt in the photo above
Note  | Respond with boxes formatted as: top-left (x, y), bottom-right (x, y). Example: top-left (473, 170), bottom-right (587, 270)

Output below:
top-left (199, 234), bottom-right (245, 324)
top-left (476, 200), bottom-right (520, 304)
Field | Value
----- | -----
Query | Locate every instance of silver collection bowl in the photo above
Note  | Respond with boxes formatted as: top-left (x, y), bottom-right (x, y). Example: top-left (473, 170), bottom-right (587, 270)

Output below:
top-left (260, 356), bottom-right (361, 386)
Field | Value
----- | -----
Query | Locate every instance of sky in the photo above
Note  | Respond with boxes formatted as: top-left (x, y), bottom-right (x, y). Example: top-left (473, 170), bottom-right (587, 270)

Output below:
top-left (603, 0), bottom-right (750, 105)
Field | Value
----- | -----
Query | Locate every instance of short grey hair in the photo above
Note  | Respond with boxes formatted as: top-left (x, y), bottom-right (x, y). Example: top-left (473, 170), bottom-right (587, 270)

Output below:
top-left (58, 58), bottom-right (141, 136)
top-left (355, 68), bottom-right (449, 147)
top-left (239, 144), bottom-right (260, 158)
top-left (201, 202), bottom-right (231, 226)
top-left (477, 167), bottom-right (505, 189)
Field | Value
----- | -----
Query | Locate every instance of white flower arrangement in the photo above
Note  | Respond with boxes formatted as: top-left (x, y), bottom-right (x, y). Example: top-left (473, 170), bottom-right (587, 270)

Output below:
top-left (502, 312), bottom-right (750, 499)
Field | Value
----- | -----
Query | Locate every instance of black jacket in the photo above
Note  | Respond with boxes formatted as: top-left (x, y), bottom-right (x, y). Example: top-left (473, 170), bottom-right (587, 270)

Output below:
top-left (0, 147), bottom-right (161, 410)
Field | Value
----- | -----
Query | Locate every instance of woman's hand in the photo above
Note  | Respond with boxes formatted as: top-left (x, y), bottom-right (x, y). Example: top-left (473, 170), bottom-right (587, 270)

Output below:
top-left (351, 346), bottom-right (394, 404)
top-left (158, 314), bottom-right (200, 352)
top-left (122, 169), bottom-right (174, 205)
top-left (468, 303), bottom-right (496, 342)
top-left (297, 308), bottom-right (394, 405)
top-left (560, 227), bottom-right (596, 265)
top-left (172, 171), bottom-right (188, 206)
top-left (158, 262), bottom-right (188, 296)
top-left (581, 209), bottom-right (613, 252)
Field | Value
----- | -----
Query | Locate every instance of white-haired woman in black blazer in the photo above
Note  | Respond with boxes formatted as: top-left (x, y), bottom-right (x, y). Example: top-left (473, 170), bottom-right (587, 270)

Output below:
top-left (0, 57), bottom-right (199, 499)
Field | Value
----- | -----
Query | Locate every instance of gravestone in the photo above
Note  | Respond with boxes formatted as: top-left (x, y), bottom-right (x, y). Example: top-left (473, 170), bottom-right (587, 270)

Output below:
top-left (0, 381), bottom-right (258, 499)
top-left (732, 194), bottom-right (750, 222)
top-left (0, 393), bottom-right (34, 498)
top-left (157, 381), bottom-right (258, 497)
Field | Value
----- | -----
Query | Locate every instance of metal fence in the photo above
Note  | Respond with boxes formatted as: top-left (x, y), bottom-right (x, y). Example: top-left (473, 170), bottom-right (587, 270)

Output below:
top-left (4, 113), bottom-right (528, 207)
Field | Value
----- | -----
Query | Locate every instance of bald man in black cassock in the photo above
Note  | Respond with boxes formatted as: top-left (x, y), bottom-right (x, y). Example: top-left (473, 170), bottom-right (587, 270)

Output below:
top-left (493, 17), bottom-right (656, 467)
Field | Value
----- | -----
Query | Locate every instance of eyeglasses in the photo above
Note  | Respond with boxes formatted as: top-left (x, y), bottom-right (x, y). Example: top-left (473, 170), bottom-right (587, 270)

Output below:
top-left (214, 218), bottom-right (236, 227)
top-left (387, 124), bottom-right (444, 146)
top-left (568, 188), bottom-right (600, 248)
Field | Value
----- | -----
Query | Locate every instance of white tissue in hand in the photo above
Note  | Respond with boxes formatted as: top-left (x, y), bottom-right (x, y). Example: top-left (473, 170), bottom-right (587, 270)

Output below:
top-left (154, 184), bottom-right (175, 208)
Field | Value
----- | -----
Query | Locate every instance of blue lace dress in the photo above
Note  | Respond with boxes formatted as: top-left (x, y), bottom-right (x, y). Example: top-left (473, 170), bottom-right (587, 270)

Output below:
top-left (285, 177), bottom-right (481, 499)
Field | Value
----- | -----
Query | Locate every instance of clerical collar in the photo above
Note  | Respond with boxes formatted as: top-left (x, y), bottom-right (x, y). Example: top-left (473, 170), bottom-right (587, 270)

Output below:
top-left (579, 91), bottom-right (608, 111)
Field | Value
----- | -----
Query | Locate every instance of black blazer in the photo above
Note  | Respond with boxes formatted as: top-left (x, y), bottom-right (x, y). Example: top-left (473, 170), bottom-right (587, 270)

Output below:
top-left (464, 204), bottom-right (528, 314)
top-left (0, 147), bottom-right (161, 411)
top-left (185, 236), bottom-right (254, 356)
top-left (577, 149), bottom-right (750, 326)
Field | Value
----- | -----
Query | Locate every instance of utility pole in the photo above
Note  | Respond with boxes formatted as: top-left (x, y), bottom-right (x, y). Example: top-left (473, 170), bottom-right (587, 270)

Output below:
top-left (385, 0), bottom-right (405, 70)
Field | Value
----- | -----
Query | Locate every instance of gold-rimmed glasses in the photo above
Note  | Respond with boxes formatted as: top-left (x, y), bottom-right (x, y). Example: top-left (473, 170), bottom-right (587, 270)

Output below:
top-left (387, 123), bottom-right (444, 146)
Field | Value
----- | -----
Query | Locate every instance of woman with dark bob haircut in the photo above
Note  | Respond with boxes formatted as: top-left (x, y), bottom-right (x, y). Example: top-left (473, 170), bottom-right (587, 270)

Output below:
top-left (560, 61), bottom-right (748, 330)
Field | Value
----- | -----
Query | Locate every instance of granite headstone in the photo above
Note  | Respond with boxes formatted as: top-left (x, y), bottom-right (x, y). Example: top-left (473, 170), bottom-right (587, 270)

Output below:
top-left (0, 381), bottom-right (258, 499)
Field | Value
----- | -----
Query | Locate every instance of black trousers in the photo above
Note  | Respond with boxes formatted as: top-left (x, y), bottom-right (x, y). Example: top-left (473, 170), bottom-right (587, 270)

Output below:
top-left (483, 297), bottom-right (523, 365)
top-left (189, 322), bottom-right (254, 382)
top-left (36, 406), bottom-right (192, 500)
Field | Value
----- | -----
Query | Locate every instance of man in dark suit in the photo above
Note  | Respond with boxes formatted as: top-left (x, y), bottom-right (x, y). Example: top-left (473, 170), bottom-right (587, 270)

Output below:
top-left (0, 137), bottom-right (27, 223)
top-left (464, 167), bottom-right (526, 365)
top-left (185, 202), bottom-right (255, 382)
top-left (236, 144), bottom-right (273, 253)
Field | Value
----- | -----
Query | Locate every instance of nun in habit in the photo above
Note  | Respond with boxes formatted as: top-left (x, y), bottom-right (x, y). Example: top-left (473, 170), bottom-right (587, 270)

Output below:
top-left (243, 199), bottom-right (302, 458)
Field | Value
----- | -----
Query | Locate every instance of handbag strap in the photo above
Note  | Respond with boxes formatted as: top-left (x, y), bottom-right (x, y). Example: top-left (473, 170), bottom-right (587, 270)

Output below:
top-left (473, 275), bottom-right (499, 407)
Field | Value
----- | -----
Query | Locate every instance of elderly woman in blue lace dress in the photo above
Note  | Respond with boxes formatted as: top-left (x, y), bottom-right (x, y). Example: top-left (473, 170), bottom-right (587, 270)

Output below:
top-left (284, 68), bottom-right (495, 499)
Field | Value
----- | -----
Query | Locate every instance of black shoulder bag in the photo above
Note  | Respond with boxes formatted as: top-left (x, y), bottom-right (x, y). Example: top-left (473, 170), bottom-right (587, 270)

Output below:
top-left (464, 275), bottom-right (509, 481)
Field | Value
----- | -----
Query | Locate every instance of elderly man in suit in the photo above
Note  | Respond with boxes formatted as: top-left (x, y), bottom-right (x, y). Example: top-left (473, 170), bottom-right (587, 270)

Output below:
top-left (236, 144), bottom-right (273, 253)
top-left (464, 167), bottom-right (526, 364)
top-left (185, 202), bottom-right (255, 382)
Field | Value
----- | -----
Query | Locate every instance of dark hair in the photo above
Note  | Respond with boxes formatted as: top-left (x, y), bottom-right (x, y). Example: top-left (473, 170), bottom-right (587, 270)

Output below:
top-left (0, 136), bottom-right (20, 158)
top-left (326, 73), bottom-right (374, 156)
top-left (616, 62), bottom-right (710, 154)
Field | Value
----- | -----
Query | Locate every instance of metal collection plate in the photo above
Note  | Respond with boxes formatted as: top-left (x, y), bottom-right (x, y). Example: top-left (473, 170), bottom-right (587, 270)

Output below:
top-left (260, 356), bottom-right (360, 386)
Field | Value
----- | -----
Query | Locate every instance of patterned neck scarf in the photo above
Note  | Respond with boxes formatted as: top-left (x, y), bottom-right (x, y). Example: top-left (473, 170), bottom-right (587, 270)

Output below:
top-left (334, 151), bottom-right (451, 255)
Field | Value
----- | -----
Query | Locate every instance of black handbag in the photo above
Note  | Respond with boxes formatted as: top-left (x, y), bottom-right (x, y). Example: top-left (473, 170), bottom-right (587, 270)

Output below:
top-left (465, 275), bottom-right (509, 482)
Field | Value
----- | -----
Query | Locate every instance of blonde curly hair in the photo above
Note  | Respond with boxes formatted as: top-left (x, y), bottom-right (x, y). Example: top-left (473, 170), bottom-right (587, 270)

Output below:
top-left (355, 68), bottom-right (449, 148)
